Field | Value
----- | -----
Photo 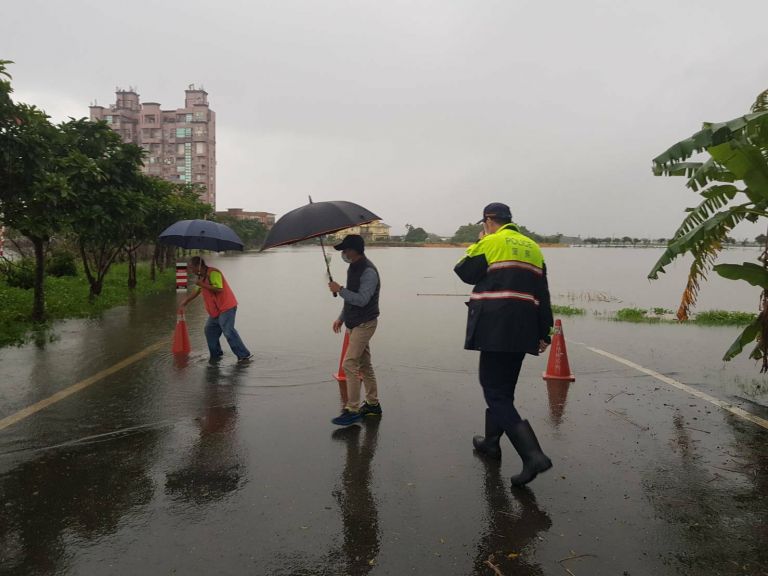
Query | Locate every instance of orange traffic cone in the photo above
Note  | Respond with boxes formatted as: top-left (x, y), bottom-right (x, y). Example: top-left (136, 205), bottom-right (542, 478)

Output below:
top-left (542, 319), bottom-right (575, 382)
top-left (172, 313), bottom-right (191, 355)
top-left (333, 330), bottom-right (350, 406)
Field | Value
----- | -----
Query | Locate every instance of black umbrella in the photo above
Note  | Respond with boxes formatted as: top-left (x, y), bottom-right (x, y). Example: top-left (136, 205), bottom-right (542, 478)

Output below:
top-left (261, 197), bottom-right (381, 293)
top-left (159, 219), bottom-right (244, 252)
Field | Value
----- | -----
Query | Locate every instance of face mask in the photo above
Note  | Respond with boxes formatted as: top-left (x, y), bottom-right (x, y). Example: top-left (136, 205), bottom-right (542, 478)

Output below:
top-left (341, 252), bottom-right (352, 264)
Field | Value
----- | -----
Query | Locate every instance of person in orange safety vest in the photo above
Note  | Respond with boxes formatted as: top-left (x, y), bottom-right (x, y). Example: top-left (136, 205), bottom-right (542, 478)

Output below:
top-left (178, 256), bottom-right (252, 365)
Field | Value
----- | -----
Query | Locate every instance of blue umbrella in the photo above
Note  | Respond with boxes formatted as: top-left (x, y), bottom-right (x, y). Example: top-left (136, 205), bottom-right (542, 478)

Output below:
top-left (159, 219), bottom-right (244, 252)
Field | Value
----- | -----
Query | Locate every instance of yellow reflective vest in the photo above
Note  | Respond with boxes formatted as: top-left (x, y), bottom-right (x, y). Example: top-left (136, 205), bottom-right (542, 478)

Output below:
top-left (454, 223), bottom-right (553, 354)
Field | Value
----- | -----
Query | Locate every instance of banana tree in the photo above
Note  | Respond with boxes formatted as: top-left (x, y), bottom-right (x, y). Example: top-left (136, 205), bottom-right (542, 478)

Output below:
top-left (650, 90), bottom-right (768, 370)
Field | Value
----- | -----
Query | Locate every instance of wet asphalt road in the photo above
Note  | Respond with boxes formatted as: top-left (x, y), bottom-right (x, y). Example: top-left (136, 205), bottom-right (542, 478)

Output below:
top-left (0, 248), bottom-right (766, 576)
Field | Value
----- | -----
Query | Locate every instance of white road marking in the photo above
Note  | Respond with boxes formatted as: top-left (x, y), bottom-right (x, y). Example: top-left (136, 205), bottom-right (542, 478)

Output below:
top-left (586, 345), bottom-right (768, 431)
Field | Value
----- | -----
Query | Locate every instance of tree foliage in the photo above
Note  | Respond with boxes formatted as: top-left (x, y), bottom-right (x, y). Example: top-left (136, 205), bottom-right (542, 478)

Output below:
top-left (451, 223), bottom-right (483, 243)
top-left (404, 224), bottom-right (429, 243)
top-left (214, 214), bottom-right (267, 250)
top-left (650, 90), bottom-right (768, 369)
top-left (0, 61), bottom-right (211, 319)
top-left (450, 222), bottom-right (560, 244)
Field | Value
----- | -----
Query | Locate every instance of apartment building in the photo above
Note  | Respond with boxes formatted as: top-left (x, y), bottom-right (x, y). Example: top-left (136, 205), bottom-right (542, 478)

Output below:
top-left (89, 85), bottom-right (216, 206)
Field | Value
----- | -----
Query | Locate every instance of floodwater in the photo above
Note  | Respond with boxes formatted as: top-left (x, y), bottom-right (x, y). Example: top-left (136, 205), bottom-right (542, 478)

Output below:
top-left (543, 246), bottom-right (762, 313)
top-left (0, 247), bottom-right (766, 575)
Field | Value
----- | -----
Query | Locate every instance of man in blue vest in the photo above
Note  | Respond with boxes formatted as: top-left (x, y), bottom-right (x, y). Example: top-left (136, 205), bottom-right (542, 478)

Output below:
top-left (328, 234), bottom-right (382, 426)
top-left (454, 203), bottom-right (554, 486)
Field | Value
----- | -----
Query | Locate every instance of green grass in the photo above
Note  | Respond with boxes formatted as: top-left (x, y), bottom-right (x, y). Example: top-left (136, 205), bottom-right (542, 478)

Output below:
top-left (0, 263), bottom-right (175, 347)
top-left (552, 304), bottom-right (586, 316)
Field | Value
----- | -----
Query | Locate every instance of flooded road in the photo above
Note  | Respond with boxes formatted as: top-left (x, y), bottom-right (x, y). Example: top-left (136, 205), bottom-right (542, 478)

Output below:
top-left (0, 247), bottom-right (766, 575)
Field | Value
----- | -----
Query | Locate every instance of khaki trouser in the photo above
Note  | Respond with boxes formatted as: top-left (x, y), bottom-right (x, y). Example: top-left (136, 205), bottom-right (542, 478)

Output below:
top-left (343, 319), bottom-right (378, 411)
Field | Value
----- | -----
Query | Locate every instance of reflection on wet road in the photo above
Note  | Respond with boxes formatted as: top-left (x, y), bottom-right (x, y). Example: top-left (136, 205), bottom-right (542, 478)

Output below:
top-left (1, 248), bottom-right (766, 575)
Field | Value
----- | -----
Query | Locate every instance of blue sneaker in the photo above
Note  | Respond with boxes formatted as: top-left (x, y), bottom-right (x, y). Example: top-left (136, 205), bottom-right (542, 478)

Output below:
top-left (331, 409), bottom-right (362, 426)
top-left (359, 402), bottom-right (383, 416)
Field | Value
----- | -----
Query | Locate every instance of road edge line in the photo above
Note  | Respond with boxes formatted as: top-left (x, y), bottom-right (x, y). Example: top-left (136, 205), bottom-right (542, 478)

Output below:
top-left (585, 346), bottom-right (768, 431)
top-left (0, 339), bottom-right (167, 432)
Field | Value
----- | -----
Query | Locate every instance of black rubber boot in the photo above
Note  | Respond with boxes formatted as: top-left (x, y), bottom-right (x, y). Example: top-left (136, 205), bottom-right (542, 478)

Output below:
top-left (508, 420), bottom-right (552, 486)
top-left (473, 409), bottom-right (503, 460)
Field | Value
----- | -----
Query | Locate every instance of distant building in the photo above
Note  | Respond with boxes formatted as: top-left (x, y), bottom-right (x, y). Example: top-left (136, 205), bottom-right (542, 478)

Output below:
top-left (216, 208), bottom-right (275, 228)
top-left (89, 85), bottom-right (216, 206)
top-left (334, 220), bottom-right (391, 242)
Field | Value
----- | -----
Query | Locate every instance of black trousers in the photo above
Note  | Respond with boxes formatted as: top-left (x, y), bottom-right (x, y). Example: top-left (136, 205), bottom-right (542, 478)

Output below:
top-left (479, 350), bottom-right (527, 437)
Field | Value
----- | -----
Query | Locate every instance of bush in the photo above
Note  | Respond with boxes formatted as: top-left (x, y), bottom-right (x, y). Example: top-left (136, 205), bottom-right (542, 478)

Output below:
top-left (47, 251), bottom-right (78, 277)
top-left (1, 258), bottom-right (35, 290)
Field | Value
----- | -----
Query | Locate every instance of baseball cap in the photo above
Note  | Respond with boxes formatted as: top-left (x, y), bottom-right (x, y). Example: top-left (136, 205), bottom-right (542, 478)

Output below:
top-left (334, 234), bottom-right (365, 253)
top-left (477, 202), bottom-right (512, 224)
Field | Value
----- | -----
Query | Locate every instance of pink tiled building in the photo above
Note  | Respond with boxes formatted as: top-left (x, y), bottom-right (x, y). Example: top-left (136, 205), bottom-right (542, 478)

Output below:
top-left (89, 85), bottom-right (216, 206)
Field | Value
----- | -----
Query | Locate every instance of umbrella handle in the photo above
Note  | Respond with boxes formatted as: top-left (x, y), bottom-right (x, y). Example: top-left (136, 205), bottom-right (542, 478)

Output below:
top-left (318, 235), bottom-right (338, 297)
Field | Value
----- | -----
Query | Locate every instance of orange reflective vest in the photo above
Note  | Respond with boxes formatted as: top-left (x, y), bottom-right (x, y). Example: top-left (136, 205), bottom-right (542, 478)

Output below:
top-left (200, 267), bottom-right (238, 318)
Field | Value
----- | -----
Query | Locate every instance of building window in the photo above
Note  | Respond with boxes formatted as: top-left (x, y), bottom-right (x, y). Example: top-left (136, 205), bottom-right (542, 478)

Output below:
top-left (175, 127), bottom-right (191, 138)
top-left (195, 142), bottom-right (206, 155)
top-left (144, 114), bottom-right (156, 124)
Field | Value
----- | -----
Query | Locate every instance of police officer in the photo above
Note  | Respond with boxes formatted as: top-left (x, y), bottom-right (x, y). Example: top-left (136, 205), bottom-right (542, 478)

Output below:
top-left (454, 203), bottom-right (554, 486)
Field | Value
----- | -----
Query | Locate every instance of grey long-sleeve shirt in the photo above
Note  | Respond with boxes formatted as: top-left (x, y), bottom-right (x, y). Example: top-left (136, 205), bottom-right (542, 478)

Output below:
top-left (338, 267), bottom-right (379, 322)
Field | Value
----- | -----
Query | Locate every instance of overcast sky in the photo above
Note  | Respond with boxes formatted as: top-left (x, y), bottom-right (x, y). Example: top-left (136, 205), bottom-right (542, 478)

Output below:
top-left (3, 0), bottom-right (768, 237)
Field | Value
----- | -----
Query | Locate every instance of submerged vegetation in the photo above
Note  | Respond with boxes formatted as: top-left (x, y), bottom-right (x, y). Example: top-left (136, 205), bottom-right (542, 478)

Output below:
top-left (552, 305), bottom-right (587, 316)
top-left (551, 304), bottom-right (755, 326)
top-left (607, 307), bottom-right (756, 326)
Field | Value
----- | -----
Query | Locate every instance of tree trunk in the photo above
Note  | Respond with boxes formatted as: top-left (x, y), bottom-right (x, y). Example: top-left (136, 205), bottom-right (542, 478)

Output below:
top-left (128, 249), bottom-right (137, 289)
top-left (31, 236), bottom-right (46, 322)
top-left (150, 244), bottom-right (158, 282)
top-left (89, 279), bottom-right (103, 298)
